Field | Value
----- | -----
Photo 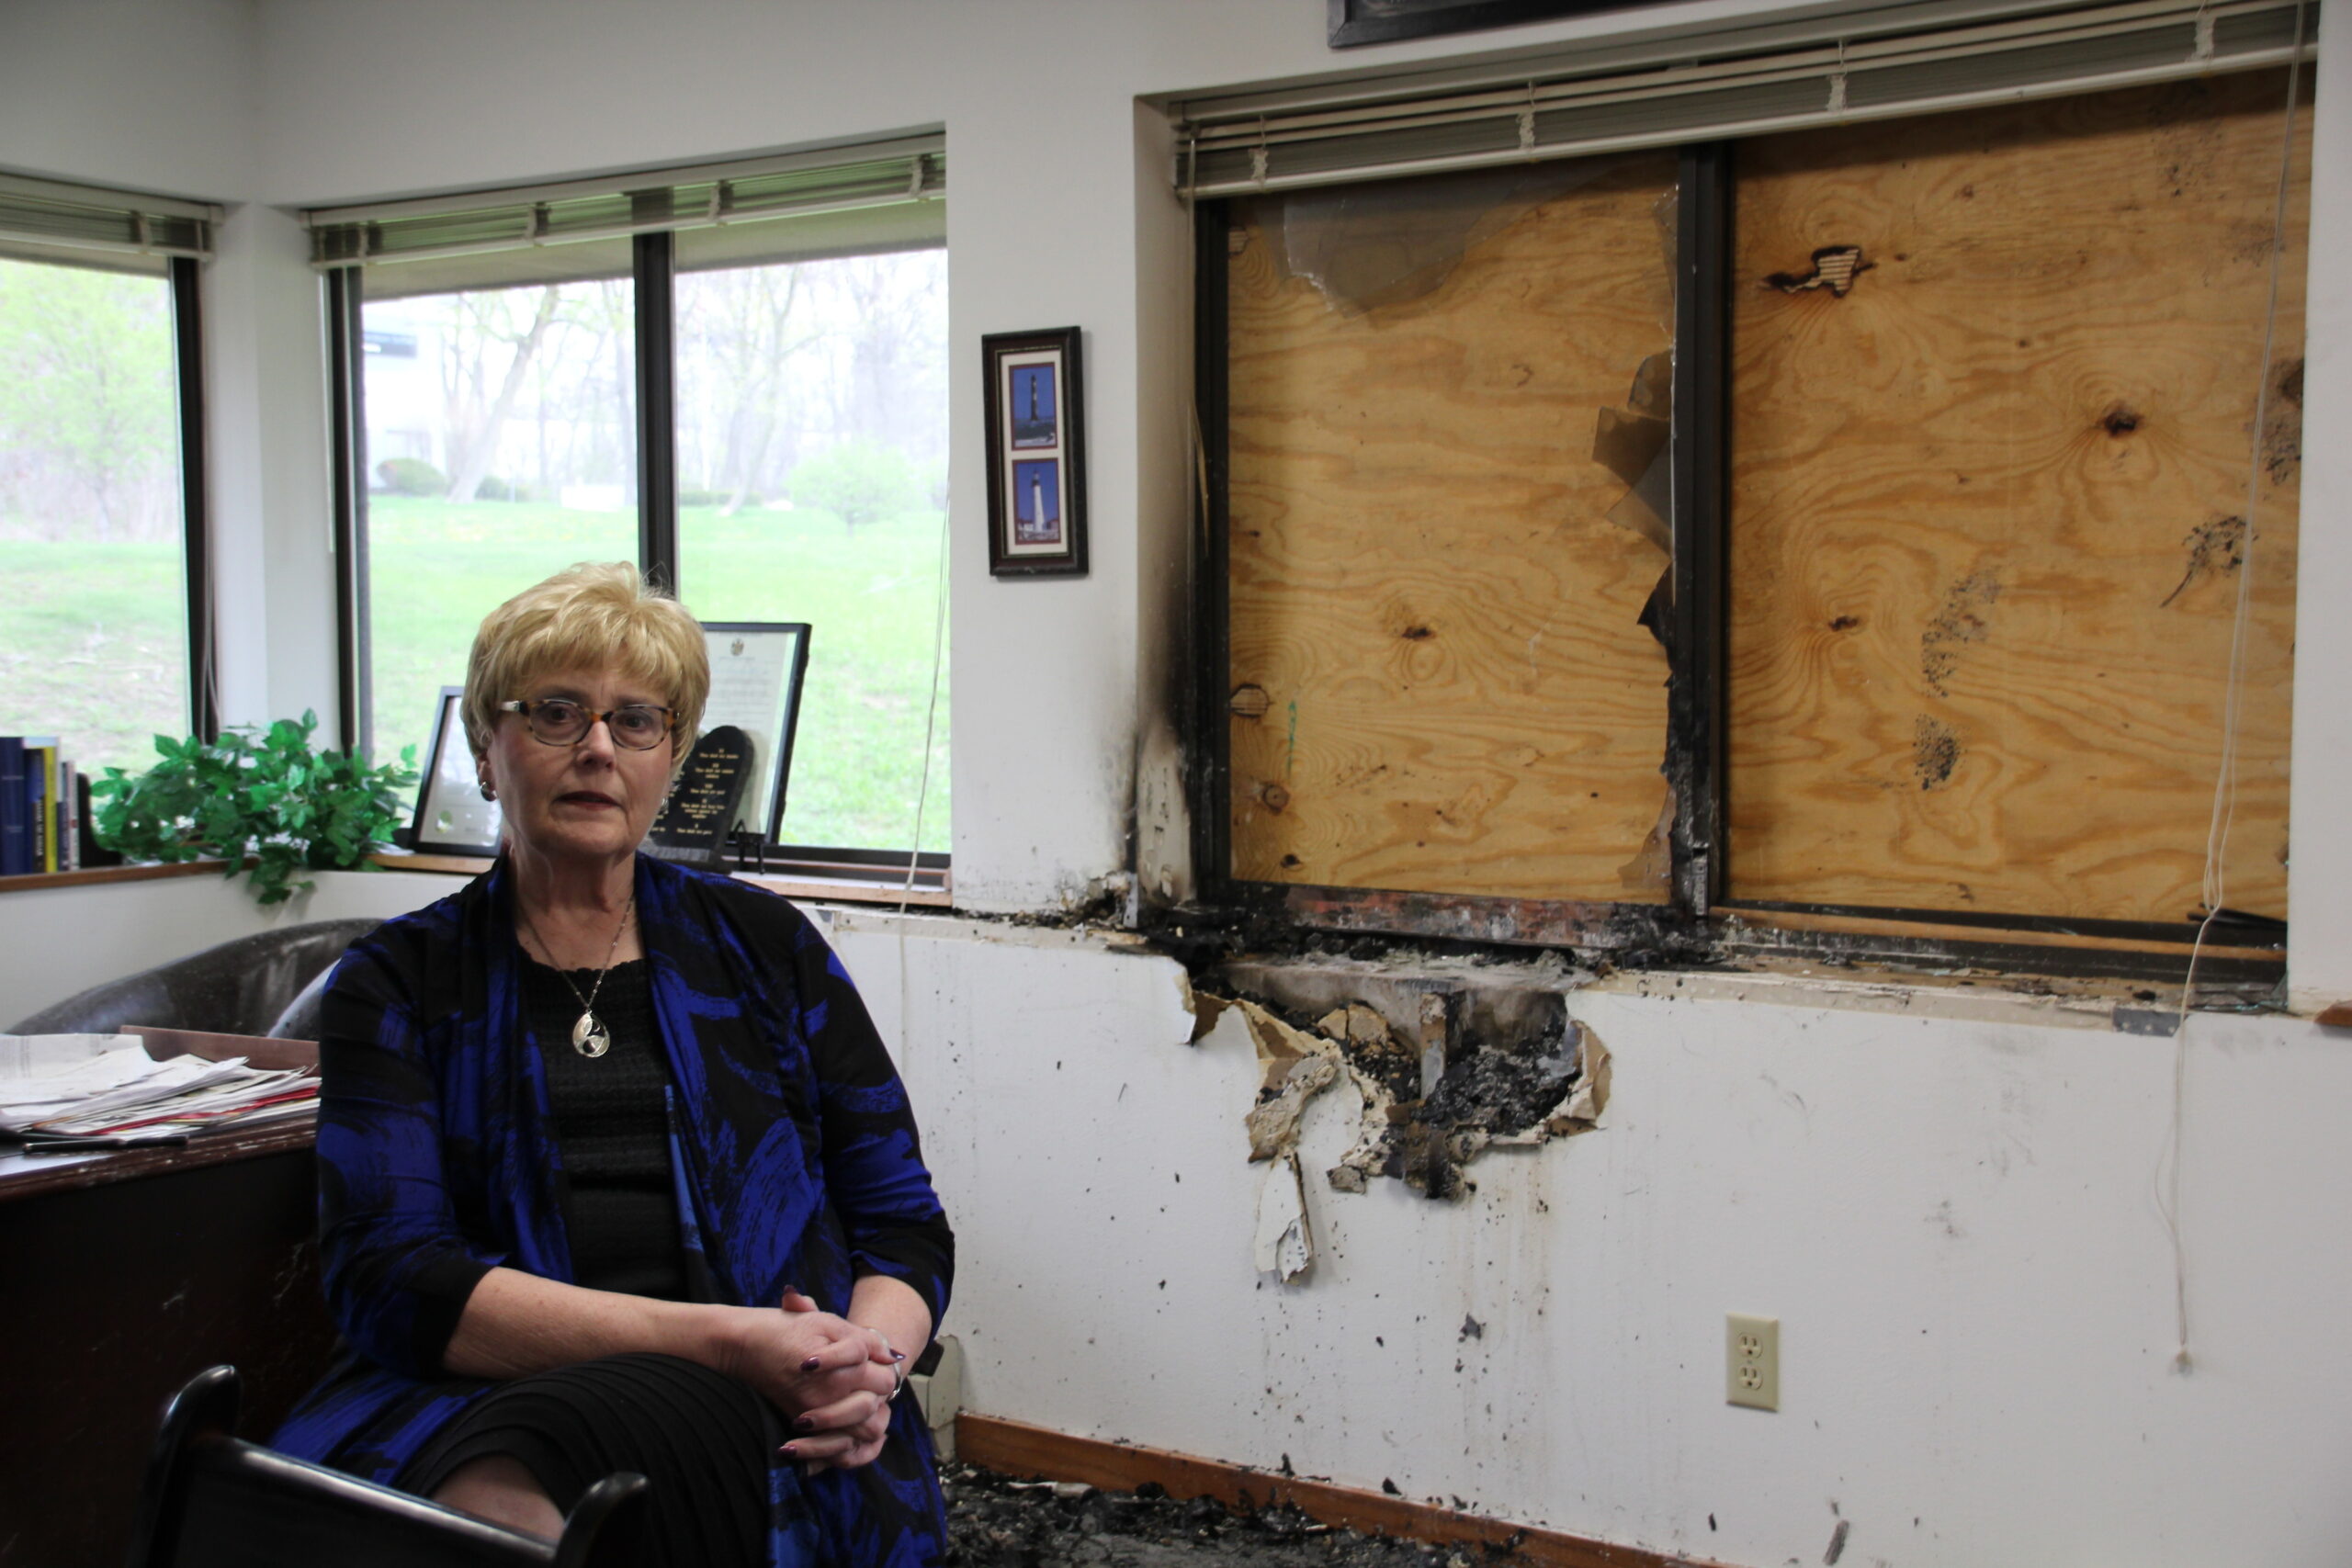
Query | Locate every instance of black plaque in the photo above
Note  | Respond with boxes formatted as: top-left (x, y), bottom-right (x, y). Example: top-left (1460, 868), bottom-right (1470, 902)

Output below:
top-left (648, 725), bottom-right (752, 867)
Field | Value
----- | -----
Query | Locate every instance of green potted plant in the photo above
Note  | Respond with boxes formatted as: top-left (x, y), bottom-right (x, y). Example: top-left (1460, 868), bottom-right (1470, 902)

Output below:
top-left (91, 711), bottom-right (420, 906)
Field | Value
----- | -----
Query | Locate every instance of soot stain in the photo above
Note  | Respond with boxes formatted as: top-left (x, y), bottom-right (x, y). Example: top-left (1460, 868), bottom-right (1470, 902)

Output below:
top-left (1920, 570), bottom-right (2002, 696)
top-left (2265, 356), bottom-right (2303, 486)
top-left (1914, 717), bottom-right (1961, 790)
top-left (2160, 515), bottom-right (2246, 608)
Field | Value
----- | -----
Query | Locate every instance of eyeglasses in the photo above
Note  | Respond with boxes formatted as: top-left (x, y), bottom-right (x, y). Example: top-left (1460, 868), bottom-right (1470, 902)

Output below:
top-left (499, 698), bottom-right (677, 750)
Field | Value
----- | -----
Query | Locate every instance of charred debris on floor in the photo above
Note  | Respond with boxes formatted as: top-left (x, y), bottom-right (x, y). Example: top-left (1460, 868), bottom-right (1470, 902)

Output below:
top-left (944, 1462), bottom-right (1507, 1568)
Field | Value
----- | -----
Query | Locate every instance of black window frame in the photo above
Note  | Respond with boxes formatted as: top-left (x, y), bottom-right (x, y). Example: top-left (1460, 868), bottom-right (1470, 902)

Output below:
top-left (1185, 138), bottom-right (2288, 988)
top-left (325, 230), bottom-right (951, 885)
top-left (168, 254), bottom-right (219, 743)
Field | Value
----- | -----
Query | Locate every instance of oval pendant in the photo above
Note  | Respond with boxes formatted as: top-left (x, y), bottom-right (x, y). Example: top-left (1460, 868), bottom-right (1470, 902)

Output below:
top-left (572, 1011), bottom-right (611, 1058)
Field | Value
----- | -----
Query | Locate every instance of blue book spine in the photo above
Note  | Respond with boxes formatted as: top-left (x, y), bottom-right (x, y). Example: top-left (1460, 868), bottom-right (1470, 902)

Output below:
top-left (0, 738), bottom-right (25, 877)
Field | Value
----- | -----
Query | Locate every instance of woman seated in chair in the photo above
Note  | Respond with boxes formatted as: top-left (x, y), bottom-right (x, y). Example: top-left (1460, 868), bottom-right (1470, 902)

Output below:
top-left (276, 562), bottom-right (952, 1568)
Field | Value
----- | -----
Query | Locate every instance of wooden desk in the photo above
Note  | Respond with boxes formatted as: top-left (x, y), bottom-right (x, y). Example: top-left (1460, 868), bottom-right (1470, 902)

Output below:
top-left (0, 1123), bottom-right (336, 1568)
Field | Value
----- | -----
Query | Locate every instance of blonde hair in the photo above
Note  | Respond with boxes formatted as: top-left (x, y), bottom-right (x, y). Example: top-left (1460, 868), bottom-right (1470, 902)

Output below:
top-left (463, 561), bottom-right (709, 779)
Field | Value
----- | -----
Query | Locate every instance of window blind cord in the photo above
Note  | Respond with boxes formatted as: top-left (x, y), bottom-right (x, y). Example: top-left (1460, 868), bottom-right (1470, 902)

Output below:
top-left (2160, 8), bottom-right (2307, 1375)
top-left (899, 499), bottom-right (949, 915)
top-left (890, 476), bottom-right (954, 1075)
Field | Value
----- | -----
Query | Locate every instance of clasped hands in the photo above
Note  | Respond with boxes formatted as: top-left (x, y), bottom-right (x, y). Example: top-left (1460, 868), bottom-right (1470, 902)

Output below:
top-left (727, 1287), bottom-right (903, 1473)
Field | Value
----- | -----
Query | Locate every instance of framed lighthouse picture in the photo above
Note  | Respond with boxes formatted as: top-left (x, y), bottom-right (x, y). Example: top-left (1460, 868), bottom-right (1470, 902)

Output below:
top-left (983, 326), bottom-right (1088, 577)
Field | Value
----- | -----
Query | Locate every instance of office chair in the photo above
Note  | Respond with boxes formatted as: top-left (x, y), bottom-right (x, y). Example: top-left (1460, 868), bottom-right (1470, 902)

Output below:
top-left (125, 1366), bottom-right (648, 1568)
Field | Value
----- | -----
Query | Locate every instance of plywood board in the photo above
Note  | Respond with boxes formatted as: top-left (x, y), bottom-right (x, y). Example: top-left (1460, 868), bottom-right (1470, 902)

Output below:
top-left (1726, 72), bottom-right (2308, 923)
top-left (1227, 156), bottom-right (1678, 901)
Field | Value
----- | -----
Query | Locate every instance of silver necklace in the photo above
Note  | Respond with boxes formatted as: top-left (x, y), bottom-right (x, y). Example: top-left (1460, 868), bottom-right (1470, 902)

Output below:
top-left (522, 894), bottom-right (635, 1059)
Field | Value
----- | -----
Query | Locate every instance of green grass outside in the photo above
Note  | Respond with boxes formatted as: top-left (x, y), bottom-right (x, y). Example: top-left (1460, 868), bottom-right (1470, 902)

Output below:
top-left (0, 500), bottom-right (950, 854)
top-left (0, 537), bottom-right (190, 779)
top-left (369, 497), bottom-right (950, 853)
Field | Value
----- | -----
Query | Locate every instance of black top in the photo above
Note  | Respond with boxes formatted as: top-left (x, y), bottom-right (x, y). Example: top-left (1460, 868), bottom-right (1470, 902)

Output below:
top-left (521, 957), bottom-right (686, 1300)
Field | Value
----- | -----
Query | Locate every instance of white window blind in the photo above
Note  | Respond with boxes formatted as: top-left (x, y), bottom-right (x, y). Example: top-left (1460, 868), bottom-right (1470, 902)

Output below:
top-left (305, 134), bottom-right (945, 298)
top-left (1171, 0), bottom-right (2313, 195)
top-left (0, 172), bottom-right (220, 274)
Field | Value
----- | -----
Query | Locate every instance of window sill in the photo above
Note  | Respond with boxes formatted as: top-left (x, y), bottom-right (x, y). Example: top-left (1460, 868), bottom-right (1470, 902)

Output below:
top-left (368, 852), bottom-right (954, 908)
top-left (0, 854), bottom-right (954, 911)
top-left (0, 860), bottom-right (231, 895)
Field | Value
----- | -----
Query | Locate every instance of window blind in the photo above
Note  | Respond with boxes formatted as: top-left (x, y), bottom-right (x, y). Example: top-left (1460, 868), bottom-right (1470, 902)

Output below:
top-left (304, 134), bottom-right (945, 296)
top-left (1171, 0), bottom-right (2313, 195)
top-left (0, 171), bottom-right (220, 274)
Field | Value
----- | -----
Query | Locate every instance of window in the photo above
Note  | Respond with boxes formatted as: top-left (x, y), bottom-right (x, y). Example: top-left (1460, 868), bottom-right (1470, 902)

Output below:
top-left (1184, 13), bottom-right (2311, 976)
top-left (675, 247), bottom-right (949, 854)
top-left (311, 140), bottom-right (949, 872)
top-left (1221, 156), bottom-right (1679, 904)
top-left (0, 176), bottom-right (216, 779)
top-left (356, 270), bottom-right (640, 773)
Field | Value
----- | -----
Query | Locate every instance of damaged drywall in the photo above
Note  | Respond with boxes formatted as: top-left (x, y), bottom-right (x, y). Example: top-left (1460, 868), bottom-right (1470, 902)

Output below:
top-left (1195, 964), bottom-right (1611, 1278)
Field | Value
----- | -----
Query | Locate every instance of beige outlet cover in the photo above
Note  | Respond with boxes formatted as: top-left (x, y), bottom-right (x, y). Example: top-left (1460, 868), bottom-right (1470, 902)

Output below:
top-left (1727, 1314), bottom-right (1779, 1411)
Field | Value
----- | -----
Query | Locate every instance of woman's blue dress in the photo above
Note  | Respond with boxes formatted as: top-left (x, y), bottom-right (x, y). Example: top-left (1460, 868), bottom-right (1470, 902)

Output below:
top-left (272, 853), bottom-right (954, 1568)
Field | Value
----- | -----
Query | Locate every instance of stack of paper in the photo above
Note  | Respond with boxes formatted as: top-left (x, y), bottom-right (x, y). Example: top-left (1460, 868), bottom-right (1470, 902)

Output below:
top-left (0, 1033), bottom-right (319, 1146)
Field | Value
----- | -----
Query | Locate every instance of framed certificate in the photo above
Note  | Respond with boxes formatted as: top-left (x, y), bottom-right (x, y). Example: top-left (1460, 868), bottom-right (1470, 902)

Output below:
top-left (409, 686), bottom-right (503, 857)
top-left (697, 622), bottom-right (812, 841)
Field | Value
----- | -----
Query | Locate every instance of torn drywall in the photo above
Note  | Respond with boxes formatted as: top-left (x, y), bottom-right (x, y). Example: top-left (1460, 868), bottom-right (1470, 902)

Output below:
top-left (1208, 983), bottom-right (1611, 1209)
top-left (1253, 1150), bottom-right (1314, 1280)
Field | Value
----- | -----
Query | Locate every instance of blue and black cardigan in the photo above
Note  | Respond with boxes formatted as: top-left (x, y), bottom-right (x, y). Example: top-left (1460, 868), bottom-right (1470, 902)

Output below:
top-left (273, 853), bottom-right (954, 1568)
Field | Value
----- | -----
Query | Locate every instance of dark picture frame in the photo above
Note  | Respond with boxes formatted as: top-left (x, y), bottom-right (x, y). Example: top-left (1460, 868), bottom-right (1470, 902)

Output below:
top-left (1328, 0), bottom-right (1630, 49)
top-left (983, 326), bottom-right (1088, 577)
top-left (697, 621), bottom-right (813, 842)
top-left (409, 685), bottom-right (503, 857)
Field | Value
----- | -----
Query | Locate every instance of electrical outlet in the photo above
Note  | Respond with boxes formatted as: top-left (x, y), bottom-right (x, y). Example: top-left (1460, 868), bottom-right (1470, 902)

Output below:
top-left (1726, 1314), bottom-right (1779, 1411)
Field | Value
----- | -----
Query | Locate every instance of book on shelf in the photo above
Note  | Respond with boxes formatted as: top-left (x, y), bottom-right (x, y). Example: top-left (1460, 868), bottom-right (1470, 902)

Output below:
top-left (0, 738), bottom-right (97, 876)
top-left (23, 738), bottom-right (58, 874)
top-left (57, 758), bottom-right (78, 873)
top-left (0, 738), bottom-right (25, 877)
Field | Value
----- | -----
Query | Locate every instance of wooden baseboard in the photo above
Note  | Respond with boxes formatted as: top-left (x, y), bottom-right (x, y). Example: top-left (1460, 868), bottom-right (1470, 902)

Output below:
top-left (954, 1415), bottom-right (1733, 1568)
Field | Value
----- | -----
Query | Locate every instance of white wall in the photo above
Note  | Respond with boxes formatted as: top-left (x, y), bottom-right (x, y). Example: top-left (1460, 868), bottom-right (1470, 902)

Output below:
top-left (6, 4), bottom-right (2351, 1564)
top-left (0, 0), bottom-right (255, 201)
top-left (2289, 7), bottom-right (2352, 1009)
top-left (0, 869), bottom-right (454, 1020)
top-left (829, 918), bottom-right (2352, 1567)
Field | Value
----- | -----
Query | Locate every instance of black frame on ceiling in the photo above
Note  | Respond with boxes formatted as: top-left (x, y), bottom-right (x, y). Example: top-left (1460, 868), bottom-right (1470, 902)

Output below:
top-left (1327, 0), bottom-right (1634, 49)
top-left (322, 229), bottom-right (950, 874)
top-left (1185, 139), bottom-right (2286, 982)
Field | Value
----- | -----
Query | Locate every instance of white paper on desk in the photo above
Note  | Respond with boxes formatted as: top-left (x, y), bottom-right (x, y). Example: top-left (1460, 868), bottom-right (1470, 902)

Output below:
top-left (0, 1037), bottom-right (166, 1107)
top-left (0, 1054), bottom-right (251, 1131)
top-left (32, 1065), bottom-right (315, 1136)
top-left (0, 1032), bottom-right (142, 1085)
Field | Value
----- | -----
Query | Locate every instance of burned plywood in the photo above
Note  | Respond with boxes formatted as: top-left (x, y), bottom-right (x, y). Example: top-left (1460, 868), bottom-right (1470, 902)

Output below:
top-left (1726, 72), bottom-right (2307, 923)
top-left (1225, 155), bottom-right (1679, 903)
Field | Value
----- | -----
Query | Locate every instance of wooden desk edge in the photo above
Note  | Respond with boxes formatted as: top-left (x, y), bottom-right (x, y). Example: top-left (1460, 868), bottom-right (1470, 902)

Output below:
top-left (0, 1120), bottom-right (316, 1202)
